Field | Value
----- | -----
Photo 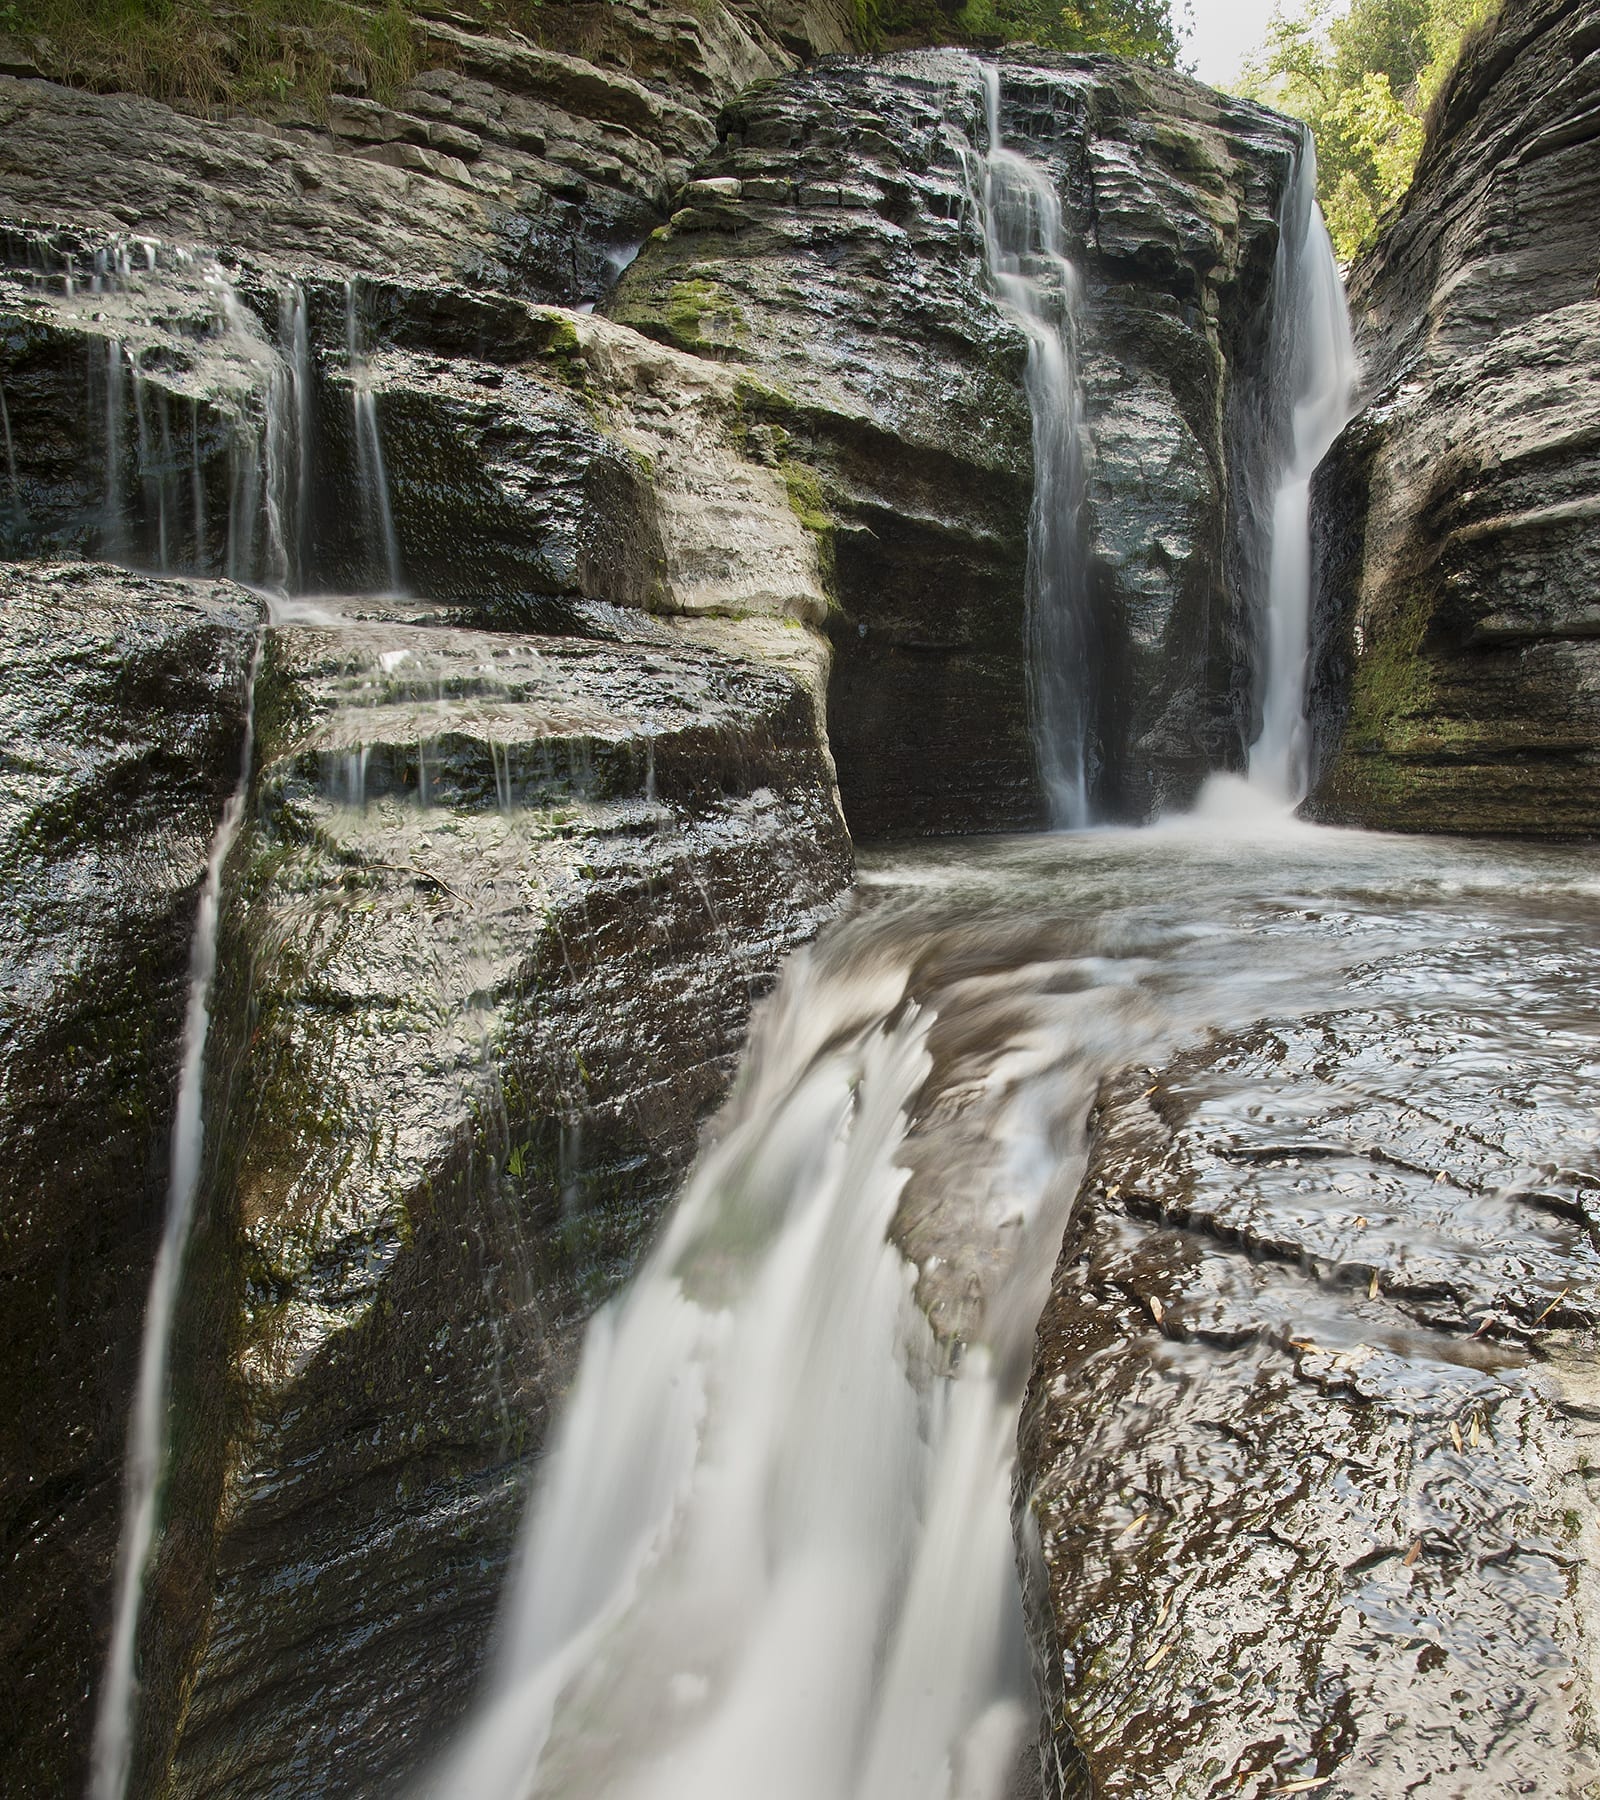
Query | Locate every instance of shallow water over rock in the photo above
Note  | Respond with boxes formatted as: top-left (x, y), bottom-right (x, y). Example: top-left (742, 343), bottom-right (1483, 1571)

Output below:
top-left (435, 814), bottom-right (1600, 1797)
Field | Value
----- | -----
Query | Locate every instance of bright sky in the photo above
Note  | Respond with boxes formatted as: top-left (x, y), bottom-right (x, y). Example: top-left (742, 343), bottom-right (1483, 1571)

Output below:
top-left (1181, 0), bottom-right (1285, 89)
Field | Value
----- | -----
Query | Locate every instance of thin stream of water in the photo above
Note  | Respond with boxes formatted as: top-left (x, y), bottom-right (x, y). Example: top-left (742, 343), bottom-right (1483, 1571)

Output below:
top-left (968, 65), bottom-right (1093, 828)
top-left (1246, 138), bottom-right (1360, 803)
top-left (87, 634), bottom-right (265, 1800)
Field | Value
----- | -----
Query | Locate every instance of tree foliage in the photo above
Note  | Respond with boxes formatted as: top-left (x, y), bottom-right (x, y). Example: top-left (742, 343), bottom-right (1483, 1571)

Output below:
top-left (862, 0), bottom-right (1187, 64)
top-left (1238, 0), bottom-right (1497, 259)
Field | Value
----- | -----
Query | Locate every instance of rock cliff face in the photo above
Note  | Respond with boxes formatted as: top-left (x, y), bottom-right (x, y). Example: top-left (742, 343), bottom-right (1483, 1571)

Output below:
top-left (0, 11), bottom-right (1348, 1796)
top-left (0, 8), bottom-right (859, 1786)
top-left (0, 564), bottom-right (260, 1797)
top-left (1308, 0), bottom-right (1600, 835)
top-left (612, 52), bottom-right (1300, 831)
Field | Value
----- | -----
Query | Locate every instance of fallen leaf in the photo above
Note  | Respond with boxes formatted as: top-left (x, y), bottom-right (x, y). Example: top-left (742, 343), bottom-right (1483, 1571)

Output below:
top-left (1368, 1271), bottom-right (1379, 1300)
top-left (1142, 1641), bottom-right (1173, 1670)
top-left (1150, 1295), bottom-right (1165, 1325)
top-left (1118, 1511), bottom-right (1149, 1539)
top-left (1156, 1594), bottom-right (1172, 1625)
top-left (1354, 1215), bottom-right (1369, 1228)
top-left (1469, 1414), bottom-right (1481, 1448)
top-left (1449, 1421), bottom-right (1463, 1453)
top-left (1270, 1781), bottom-right (1331, 1796)
top-left (1142, 1085), bottom-right (1158, 1099)
top-left (1402, 1539), bottom-right (1422, 1568)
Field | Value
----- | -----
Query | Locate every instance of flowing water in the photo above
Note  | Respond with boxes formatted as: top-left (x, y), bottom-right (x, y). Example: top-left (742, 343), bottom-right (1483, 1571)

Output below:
top-left (1246, 140), bottom-right (1361, 801)
top-left (427, 813), bottom-right (1600, 1799)
top-left (419, 83), bottom-right (1394, 1800)
top-left (87, 636), bottom-right (265, 1800)
top-left (968, 67), bottom-right (1093, 828)
top-left (345, 280), bottom-right (403, 595)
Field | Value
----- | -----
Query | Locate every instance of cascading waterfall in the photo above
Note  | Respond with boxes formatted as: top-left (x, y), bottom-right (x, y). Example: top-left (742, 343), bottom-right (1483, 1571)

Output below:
top-left (967, 66), bottom-right (1093, 829)
top-left (345, 280), bottom-right (402, 594)
top-left (424, 952), bottom-right (1035, 1800)
top-left (101, 335), bottom-right (129, 560)
top-left (72, 246), bottom-right (319, 589)
top-left (1245, 139), bottom-right (1359, 803)
top-left (87, 632), bottom-right (265, 1800)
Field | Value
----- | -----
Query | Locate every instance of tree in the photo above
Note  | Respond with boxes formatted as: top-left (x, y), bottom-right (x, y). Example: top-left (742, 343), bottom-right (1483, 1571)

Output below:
top-left (1239, 0), bottom-right (1497, 259)
top-left (864, 0), bottom-right (1188, 65)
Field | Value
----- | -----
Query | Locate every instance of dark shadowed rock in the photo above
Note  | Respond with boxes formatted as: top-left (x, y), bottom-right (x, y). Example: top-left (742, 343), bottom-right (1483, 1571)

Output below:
top-left (1308, 0), bottom-right (1600, 836)
top-left (0, 560), bottom-right (259, 1792)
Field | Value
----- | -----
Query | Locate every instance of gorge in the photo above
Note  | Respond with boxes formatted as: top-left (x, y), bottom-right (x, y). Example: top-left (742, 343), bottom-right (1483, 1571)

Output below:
top-left (2, 0), bottom-right (1599, 1796)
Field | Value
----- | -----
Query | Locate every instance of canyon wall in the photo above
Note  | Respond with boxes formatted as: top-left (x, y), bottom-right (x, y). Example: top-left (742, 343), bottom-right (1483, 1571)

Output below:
top-left (1308, 0), bottom-right (1600, 835)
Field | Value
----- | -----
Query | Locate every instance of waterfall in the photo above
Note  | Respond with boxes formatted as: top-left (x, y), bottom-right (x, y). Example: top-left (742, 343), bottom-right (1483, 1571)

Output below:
top-left (1245, 139), bottom-right (1359, 803)
top-left (345, 281), bottom-right (402, 594)
top-left (423, 954), bottom-right (1032, 1800)
top-left (0, 377), bottom-right (19, 524)
top-left (101, 336), bottom-right (128, 560)
top-left (87, 633), bottom-right (264, 1800)
top-left (968, 65), bottom-right (1093, 829)
top-left (262, 284), bottom-right (313, 591)
top-left (56, 244), bottom-right (316, 589)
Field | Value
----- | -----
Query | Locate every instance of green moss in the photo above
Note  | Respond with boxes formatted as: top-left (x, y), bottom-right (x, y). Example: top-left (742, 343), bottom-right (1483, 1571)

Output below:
top-left (619, 275), bottom-right (750, 360)
top-left (1343, 585), bottom-right (1438, 753)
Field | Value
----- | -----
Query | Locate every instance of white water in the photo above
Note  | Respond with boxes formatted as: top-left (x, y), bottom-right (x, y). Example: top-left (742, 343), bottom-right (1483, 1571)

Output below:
top-left (345, 281), bottom-right (402, 593)
top-left (87, 634), bottom-right (265, 1800)
top-left (0, 376), bottom-right (19, 521)
top-left (1246, 141), bottom-right (1360, 804)
top-left (424, 952), bottom-right (1035, 1800)
top-left (72, 251), bottom-right (315, 587)
top-left (968, 66), bottom-right (1093, 828)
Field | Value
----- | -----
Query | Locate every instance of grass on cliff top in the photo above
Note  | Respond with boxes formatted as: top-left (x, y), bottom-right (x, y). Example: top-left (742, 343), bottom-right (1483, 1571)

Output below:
top-left (0, 0), bottom-right (1190, 113)
top-left (857, 0), bottom-right (1185, 63)
top-left (0, 0), bottom-right (426, 109)
top-left (0, 0), bottom-right (585, 111)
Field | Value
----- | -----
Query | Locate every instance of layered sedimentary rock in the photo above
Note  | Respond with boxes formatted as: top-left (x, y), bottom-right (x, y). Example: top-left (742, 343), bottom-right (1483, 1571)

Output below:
top-left (0, 0), bottom-right (858, 302)
top-left (1308, 0), bottom-right (1600, 835)
top-left (1019, 905), bottom-right (1600, 1797)
top-left (0, 563), bottom-right (260, 1795)
top-left (611, 52), bottom-right (1300, 831)
top-left (0, 12), bottom-right (857, 1779)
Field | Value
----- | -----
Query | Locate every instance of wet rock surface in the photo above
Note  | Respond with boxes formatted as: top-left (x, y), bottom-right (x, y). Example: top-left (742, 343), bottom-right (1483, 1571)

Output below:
top-left (611, 51), bottom-right (1299, 832)
top-left (1018, 870), bottom-right (1600, 1796)
top-left (1309, 0), bottom-right (1600, 835)
top-left (0, 561), bottom-right (259, 1790)
top-left (140, 600), bottom-right (850, 1797)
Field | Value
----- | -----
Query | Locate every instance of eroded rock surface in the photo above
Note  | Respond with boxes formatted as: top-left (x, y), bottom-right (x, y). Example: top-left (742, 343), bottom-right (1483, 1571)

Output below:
top-left (135, 601), bottom-right (850, 1796)
top-left (0, 561), bottom-right (259, 1790)
top-left (1309, 0), bottom-right (1600, 835)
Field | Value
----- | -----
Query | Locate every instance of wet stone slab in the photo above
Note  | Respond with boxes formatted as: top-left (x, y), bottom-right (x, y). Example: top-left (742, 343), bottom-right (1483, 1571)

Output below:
top-left (1020, 904), bottom-right (1600, 1798)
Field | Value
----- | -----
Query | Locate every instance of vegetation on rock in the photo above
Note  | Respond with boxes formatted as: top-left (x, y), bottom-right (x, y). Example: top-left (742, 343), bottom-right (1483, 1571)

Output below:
top-left (1238, 0), bottom-right (1499, 258)
top-left (859, 0), bottom-right (1186, 61)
